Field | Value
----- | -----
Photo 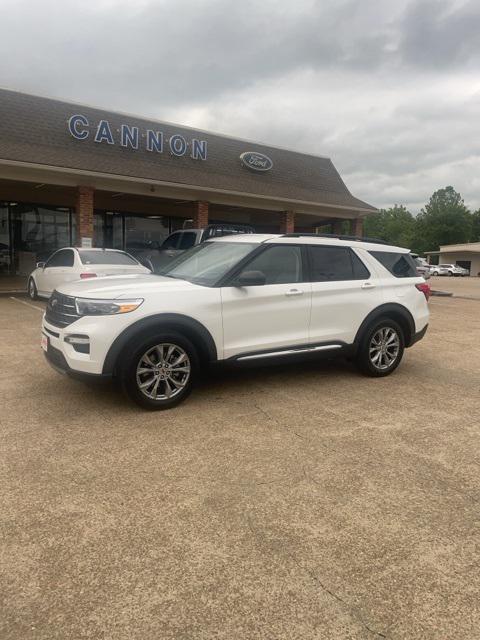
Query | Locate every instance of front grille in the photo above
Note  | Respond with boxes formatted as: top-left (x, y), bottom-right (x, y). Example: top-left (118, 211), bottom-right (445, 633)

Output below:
top-left (45, 291), bottom-right (81, 328)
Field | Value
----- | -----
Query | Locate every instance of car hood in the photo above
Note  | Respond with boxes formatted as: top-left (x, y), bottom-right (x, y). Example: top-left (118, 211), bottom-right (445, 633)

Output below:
top-left (56, 274), bottom-right (201, 298)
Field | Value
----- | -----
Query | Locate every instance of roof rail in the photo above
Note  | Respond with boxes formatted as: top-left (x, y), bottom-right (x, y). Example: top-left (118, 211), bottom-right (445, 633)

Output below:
top-left (282, 233), bottom-right (392, 246)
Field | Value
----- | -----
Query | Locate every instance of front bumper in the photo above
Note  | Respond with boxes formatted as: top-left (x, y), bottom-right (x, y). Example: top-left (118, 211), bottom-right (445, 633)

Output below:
top-left (41, 312), bottom-right (130, 377)
top-left (44, 342), bottom-right (111, 381)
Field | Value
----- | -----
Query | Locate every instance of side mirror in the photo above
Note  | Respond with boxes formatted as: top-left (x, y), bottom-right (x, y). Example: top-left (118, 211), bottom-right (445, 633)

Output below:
top-left (144, 259), bottom-right (154, 273)
top-left (235, 270), bottom-right (266, 287)
top-left (36, 261), bottom-right (46, 269)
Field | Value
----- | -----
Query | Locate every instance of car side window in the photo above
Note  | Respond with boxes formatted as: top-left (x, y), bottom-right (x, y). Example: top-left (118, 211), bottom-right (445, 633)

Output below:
top-left (45, 249), bottom-right (74, 268)
top-left (308, 246), bottom-right (364, 281)
top-left (177, 232), bottom-right (197, 250)
top-left (369, 251), bottom-right (417, 278)
top-left (237, 245), bottom-right (303, 285)
top-left (162, 233), bottom-right (181, 250)
top-left (351, 251), bottom-right (370, 279)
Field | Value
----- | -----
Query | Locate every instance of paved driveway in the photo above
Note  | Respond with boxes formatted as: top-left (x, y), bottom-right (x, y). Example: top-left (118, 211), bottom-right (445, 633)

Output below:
top-left (1, 294), bottom-right (479, 639)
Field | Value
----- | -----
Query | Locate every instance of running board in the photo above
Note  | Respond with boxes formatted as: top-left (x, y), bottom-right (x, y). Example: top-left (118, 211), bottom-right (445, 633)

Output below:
top-left (236, 344), bottom-right (343, 362)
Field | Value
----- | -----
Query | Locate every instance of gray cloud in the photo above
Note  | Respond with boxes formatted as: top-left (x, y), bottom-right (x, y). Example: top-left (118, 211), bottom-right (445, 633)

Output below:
top-left (0, 0), bottom-right (479, 212)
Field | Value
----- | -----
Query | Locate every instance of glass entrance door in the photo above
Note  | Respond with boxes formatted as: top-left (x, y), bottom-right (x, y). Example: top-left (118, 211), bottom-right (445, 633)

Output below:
top-left (0, 204), bottom-right (10, 275)
top-left (93, 212), bottom-right (123, 249)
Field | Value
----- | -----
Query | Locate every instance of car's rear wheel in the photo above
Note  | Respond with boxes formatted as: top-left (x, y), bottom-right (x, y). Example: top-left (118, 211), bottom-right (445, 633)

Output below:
top-left (356, 319), bottom-right (404, 377)
top-left (28, 277), bottom-right (38, 300)
top-left (120, 332), bottom-right (198, 409)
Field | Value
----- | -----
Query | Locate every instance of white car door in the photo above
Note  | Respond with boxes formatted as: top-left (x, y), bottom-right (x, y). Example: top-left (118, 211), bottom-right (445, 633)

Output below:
top-left (36, 249), bottom-right (75, 296)
top-left (220, 244), bottom-right (311, 359)
top-left (307, 245), bottom-right (384, 345)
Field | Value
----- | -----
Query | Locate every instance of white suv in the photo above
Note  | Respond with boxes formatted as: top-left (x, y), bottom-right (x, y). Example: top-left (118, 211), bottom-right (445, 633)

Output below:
top-left (41, 234), bottom-right (430, 409)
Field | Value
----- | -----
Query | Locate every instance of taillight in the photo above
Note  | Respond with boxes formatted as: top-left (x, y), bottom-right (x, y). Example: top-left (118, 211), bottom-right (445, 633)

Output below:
top-left (80, 273), bottom-right (97, 279)
top-left (416, 282), bottom-right (431, 301)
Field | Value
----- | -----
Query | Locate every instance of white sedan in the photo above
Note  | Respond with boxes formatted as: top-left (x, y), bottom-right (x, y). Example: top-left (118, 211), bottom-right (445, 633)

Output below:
top-left (430, 263), bottom-right (469, 277)
top-left (28, 247), bottom-right (151, 299)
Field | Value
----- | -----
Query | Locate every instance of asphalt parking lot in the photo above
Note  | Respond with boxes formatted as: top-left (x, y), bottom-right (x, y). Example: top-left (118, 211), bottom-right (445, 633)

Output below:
top-left (1, 283), bottom-right (480, 639)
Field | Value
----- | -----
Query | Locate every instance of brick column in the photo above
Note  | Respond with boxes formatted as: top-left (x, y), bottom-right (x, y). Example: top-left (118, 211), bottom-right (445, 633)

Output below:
top-left (279, 211), bottom-right (295, 234)
top-left (192, 201), bottom-right (209, 229)
top-left (352, 218), bottom-right (363, 237)
top-left (75, 186), bottom-right (94, 245)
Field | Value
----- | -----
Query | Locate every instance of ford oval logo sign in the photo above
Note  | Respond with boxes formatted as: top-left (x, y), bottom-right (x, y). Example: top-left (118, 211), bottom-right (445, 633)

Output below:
top-left (240, 151), bottom-right (273, 172)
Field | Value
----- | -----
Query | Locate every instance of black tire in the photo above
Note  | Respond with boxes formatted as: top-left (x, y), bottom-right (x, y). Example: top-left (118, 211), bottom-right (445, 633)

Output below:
top-left (28, 277), bottom-right (38, 300)
top-left (119, 331), bottom-right (199, 410)
top-left (356, 318), bottom-right (405, 377)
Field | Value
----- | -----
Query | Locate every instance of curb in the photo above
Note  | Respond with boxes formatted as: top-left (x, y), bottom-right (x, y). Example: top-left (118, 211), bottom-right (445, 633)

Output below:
top-left (0, 290), bottom-right (27, 297)
top-left (430, 290), bottom-right (454, 297)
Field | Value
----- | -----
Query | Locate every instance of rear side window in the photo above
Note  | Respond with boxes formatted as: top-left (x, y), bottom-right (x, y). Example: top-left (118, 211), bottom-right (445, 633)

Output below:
top-left (369, 251), bottom-right (417, 278)
top-left (351, 251), bottom-right (370, 279)
top-left (78, 250), bottom-right (138, 265)
top-left (177, 232), bottom-right (197, 250)
top-left (162, 233), bottom-right (181, 249)
top-left (308, 246), bottom-right (370, 282)
top-left (46, 249), bottom-right (74, 267)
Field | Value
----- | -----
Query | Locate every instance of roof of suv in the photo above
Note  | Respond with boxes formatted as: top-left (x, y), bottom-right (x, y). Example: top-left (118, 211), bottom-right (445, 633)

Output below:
top-left (209, 234), bottom-right (410, 253)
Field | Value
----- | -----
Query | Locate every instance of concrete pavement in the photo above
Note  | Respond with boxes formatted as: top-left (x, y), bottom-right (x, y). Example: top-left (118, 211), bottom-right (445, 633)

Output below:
top-left (1, 294), bottom-right (479, 639)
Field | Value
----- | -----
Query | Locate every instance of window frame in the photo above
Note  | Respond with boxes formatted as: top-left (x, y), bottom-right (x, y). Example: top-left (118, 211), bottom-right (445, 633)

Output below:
top-left (306, 245), bottom-right (371, 283)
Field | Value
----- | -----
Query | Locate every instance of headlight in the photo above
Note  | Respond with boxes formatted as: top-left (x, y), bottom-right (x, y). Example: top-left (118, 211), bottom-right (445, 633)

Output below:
top-left (75, 298), bottom-right (144, 316)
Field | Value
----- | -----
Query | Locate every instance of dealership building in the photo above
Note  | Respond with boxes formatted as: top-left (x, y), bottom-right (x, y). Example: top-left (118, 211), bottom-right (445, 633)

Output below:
top-left (0, 87), bottom-right (376, 277)
top-left (426, 242), bottom-right (480, 276)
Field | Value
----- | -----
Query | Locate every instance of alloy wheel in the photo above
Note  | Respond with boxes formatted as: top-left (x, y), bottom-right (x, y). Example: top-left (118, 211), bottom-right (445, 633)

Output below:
top-left (136, 343), bottom-right (191, 400)
top-left (368, 327), bottom-right (400, 371)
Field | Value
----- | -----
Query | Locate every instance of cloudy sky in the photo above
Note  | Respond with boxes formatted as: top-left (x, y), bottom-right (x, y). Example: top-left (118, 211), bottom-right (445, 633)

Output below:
top-left (0, 0), bottom-right (479, 212)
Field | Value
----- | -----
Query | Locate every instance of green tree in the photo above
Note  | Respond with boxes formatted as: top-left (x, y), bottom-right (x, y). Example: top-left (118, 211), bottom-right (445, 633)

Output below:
top-left (471, 209), bottom-right (480, 242)
top-left (413, 186), bottom-right (472, 253)
top-left (364, 205), bottom-right (415, 248)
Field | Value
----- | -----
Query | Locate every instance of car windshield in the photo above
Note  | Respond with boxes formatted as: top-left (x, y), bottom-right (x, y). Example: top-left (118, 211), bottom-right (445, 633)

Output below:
top-left (78, 250), bottom-right (139, 265)
top-left (158, 241), bottom-right (258, 286)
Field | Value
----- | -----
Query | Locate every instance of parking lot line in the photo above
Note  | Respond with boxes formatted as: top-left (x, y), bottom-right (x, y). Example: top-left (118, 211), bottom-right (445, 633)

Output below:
top-left (10, 296), bottom-right (44, 312)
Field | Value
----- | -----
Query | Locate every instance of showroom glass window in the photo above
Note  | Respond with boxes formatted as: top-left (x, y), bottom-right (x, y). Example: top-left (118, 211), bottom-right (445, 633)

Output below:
top-left (9, 204), bottom-right (73, 274)
top-left (94, 211), bottom-right (170, 252)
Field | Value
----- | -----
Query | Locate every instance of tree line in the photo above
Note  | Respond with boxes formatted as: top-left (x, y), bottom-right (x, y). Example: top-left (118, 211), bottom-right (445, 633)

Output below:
top-left (363, 186), bottom-right (480, 255)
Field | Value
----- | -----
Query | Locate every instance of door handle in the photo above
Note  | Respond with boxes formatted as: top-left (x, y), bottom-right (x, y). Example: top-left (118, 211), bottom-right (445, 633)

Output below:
top-left (285, 288), bottom-right (304, 296)
top-left (361, 282), bottom-right (376, 289)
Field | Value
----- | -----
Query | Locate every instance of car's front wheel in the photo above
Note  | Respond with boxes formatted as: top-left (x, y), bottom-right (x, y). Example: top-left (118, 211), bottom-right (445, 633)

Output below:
top-left (356, 319), bottom-right (405, 377)
top-left (28, 277), bottom-right (38, 300)
top-left (120, 332), bottom-right (198, 409)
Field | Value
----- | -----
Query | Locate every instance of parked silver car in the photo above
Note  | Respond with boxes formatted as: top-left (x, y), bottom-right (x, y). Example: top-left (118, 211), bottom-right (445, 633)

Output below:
top-left (411, 254), bottom-right (431, 280)
top-left (430, 263), bottom-right (469, 277)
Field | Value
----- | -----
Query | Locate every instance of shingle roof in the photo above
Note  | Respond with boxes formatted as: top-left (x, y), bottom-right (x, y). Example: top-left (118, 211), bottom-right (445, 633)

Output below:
top-left (0, 87), bottom-right (376, 213)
